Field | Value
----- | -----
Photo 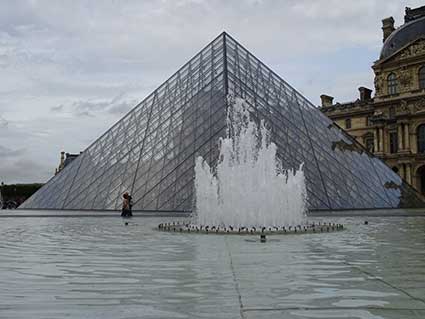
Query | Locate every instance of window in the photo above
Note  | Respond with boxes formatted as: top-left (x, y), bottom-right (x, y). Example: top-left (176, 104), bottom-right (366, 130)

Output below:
top-left (389, 131), bottom-right (398, 153)
top-left (389, 106), bottom-right (396, 119)
top-left (345, 119), bottom-right (351, 129)
top-left (418, 165), bottom-right (425, 194)
top-left (419, 66), bottom-right (425, 89)
top-left (364, 134), bottom-right (374, 152)
top-left (417, 124), bottom-right (425, 153)
top-left (388, 106), bottom-right (395, 119)
top-left (387, 73), bottom-right (398, 95)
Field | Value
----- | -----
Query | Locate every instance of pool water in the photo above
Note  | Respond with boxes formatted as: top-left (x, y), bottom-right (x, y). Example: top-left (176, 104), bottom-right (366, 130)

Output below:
top-left (0, 214), bottom-right (424, 318)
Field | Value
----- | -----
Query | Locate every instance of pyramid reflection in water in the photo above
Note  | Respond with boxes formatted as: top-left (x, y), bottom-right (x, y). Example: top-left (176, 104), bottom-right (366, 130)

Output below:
top-left (21, 32), bottom-right (425, 211)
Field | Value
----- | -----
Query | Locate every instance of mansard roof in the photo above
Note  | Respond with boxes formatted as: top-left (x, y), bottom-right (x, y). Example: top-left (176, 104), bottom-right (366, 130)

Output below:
top-left (380, 15), bottom-right (425, 60)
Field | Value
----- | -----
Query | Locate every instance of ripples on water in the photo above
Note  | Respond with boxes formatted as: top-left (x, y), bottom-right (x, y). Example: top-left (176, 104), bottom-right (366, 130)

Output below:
top-left (0, 215), bottom-right (424, 318)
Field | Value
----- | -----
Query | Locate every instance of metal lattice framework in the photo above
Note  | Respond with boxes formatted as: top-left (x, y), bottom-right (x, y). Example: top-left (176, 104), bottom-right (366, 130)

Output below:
top-left (21, 32), bottom-right (425, 211)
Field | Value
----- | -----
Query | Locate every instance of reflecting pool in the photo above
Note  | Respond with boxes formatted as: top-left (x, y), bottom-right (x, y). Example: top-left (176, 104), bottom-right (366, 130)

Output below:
top-left (0, 213), bottom-right (424, 319)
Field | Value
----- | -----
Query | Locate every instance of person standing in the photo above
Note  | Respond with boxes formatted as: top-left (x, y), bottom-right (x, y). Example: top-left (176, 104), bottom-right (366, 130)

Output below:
top-left (121, 192), bottom-right (132, 217)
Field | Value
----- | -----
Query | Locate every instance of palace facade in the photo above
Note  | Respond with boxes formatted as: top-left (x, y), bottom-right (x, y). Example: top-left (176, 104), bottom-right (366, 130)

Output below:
top-left (320, 5), bottom-right (425, 195)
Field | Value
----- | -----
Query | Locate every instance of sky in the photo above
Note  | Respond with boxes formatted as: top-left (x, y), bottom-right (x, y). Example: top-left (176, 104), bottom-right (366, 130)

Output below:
top-left (0, 0), bottom-right (424, 184)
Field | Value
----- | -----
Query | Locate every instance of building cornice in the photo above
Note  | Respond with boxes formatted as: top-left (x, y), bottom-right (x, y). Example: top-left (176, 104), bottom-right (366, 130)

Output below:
top-left (322, 94), bottom-right (425, 119)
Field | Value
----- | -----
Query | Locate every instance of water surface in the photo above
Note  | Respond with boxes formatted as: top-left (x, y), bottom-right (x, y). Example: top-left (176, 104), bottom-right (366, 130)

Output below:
top-left (0, 214), bottom-right (424, 318)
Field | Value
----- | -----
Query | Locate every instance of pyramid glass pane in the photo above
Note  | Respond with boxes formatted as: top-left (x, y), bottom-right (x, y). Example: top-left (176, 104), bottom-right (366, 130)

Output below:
top-left (20, 33), bottom-right (425, 211)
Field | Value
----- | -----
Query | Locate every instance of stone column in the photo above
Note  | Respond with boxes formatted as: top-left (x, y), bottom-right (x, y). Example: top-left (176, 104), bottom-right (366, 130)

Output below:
top-left (379, 128), bottom-right (384, 152)
top-left (406, 164), bottom-right (412, 184)
top-left (398, 124), bottom-right (403, 151)
top-left (399, 164), bottom-right (405, 180)
top-left (374, 128), bottom-right (379, 152)
top-left (404, 123), bottom-right (410, 151)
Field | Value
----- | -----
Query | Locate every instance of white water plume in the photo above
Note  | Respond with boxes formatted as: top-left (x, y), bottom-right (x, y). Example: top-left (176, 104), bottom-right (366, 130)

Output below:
top-left (194, 96), bottom-right (307, 228)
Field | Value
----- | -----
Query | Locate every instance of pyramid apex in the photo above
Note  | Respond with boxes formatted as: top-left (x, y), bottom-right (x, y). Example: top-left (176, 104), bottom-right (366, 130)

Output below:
top-left (218, 31), bottom-right (233, 40)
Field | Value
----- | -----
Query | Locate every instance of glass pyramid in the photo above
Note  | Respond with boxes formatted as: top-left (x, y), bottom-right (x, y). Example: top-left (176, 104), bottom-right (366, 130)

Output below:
top-left (21, 32), bottom-right (425, 211)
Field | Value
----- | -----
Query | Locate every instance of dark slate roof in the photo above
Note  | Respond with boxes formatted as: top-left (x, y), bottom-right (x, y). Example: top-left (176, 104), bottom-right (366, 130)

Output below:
top-left (380, 15), bottom-right (425, 59)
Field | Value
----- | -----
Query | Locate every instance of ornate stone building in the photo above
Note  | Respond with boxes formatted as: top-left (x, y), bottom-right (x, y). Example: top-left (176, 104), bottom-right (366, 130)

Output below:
top-left (320, 6), bottom-right (425, 194)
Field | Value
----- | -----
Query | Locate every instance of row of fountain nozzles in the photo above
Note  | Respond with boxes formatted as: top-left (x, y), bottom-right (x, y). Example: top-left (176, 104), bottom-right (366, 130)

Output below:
top-left (158, 222), bottom-right (344, 233)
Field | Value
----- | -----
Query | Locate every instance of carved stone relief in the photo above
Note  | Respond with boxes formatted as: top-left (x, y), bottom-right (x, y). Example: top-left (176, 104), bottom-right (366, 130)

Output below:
top-left (412, 97), bottom-right (425, 113)
top-left (400, 39), bottom-right (425, 60)
top-left (374, 75), bottom-right (384, 95)
top-left (400, 99), bottom-right (409, 113)
top-left (399, 69), bottom-right (412, 89)
top-left (398, 98), bottom-right (425, 114)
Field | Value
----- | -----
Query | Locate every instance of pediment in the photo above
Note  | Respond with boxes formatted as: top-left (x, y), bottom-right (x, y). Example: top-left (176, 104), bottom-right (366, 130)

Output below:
top-left (375, 37), bottom-right (425, 66)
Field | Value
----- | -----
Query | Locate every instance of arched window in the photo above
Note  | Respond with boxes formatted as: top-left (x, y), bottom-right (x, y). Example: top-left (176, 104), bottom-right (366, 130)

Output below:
top-left (387, 73), bottom-right (398, 95)
top-left (419, 66), bottom-right (425, 89)
top-left (417, 124), bottom-right (425, 153)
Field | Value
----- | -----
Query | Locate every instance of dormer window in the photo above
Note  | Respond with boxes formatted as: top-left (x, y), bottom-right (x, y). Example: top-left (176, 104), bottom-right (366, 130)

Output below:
top-left (419, 66), bottom-right (425, 89)
top-left (387, 73), bottom-right (398, 95)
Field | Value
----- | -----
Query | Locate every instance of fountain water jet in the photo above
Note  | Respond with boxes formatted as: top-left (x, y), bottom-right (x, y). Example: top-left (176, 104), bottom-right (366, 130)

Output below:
top-left (158, 96), bottom-right (344, 235)
top-left (193, 96), bottom-right (307, 228)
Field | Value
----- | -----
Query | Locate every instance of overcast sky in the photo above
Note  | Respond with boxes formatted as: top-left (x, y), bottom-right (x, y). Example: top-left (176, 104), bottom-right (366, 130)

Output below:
top-left (0, 0), bottom-right (423, 184)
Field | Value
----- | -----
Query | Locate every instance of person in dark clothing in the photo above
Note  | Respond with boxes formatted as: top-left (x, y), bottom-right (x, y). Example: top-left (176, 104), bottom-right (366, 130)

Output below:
top-left (128, 194), bottom-right (133, 212)
top-left (121, 192), bottom-right (132, 217)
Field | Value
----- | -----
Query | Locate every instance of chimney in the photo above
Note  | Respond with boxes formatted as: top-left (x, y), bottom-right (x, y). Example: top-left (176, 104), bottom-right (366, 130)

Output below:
top-left (405, 7), bottom-right (413, 22)
top-left (382, 17), bottom-right (395, 42)
top-left (358, 87), bottom-right (372, 102)
top-left (60, 151), bottom-right (65, 170)
top-left (320, 94), bottom-right (334, 107)
top-left (405, 6), bottom-right (425, 23)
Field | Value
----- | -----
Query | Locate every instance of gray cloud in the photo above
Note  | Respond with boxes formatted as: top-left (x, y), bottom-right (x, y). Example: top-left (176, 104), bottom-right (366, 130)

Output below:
top-left (108, 101), bottom-right (137, 115)
top-left (50, 104), bottom-right (64, 112)
top-left (0, 115), bottom-right (8, 127)
top-left (0, 145), bottom-right (25, 158)
top-left (0, 158), bottom-right (51, 184)
top-left (50, 93), bottom-right (137, 117)
top-left (72, 100), bottom-right (108, 117)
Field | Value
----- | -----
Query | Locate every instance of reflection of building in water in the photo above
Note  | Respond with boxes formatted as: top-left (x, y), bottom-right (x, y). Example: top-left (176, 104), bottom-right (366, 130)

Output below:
top-left (320, 5), bottom-right (425, 195)
top-left (55, 151), bottom-right (82, 175)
